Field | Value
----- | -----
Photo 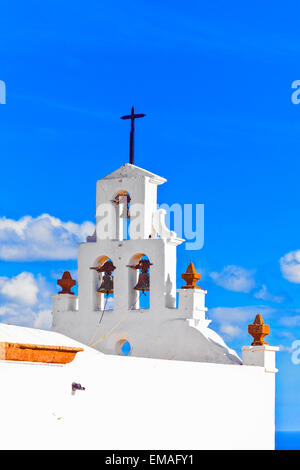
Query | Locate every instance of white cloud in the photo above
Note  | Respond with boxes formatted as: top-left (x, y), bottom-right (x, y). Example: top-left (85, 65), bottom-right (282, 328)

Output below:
top-left (276, 330), bottom-right (296, 340)
top-left (210, 305), bottom-right (272, 324)
top-left (34, 309), bottom-right (52, 330)
top-left (0, 272), bottom-right (53, 329)
top-left (0, 303), bottom-right (52, 329)
top-left (280, 250), bottom-right (300, 283)
top-left (0, 214), bottom-right (94, 261)
top-left (210, 265), bottom-right (256, 293)
top-left (254, 284), bottom-right (284, 303)
top-left (220, 324), bottom-right (242, 338)
top-left (209, 305), bottom-right (273, 339)
top-left (277, 344), bottom-right (294, 353)
top-left (0, 272), bottom-right (38, 306)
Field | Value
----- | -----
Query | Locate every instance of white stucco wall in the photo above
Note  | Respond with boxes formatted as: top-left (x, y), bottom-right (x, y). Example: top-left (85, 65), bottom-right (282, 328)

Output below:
top-left (0, 325), bottom-right (276, 450)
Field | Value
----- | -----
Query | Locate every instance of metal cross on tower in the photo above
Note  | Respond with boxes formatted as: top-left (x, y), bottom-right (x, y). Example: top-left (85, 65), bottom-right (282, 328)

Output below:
top-left (121, 106), bottom-right (146, 165)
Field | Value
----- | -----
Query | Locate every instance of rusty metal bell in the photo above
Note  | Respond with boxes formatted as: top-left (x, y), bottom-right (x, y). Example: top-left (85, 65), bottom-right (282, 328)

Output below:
top-left (134, 272), bottom-right (150, 292)
top-left (90, 260), bottom-right (116, 295)
top-left (134, 260), bottom-right (152, 292)
top-left (97, 272), bottom-right (114, 294)
top-left (114, 193), bottom-right (130, 219)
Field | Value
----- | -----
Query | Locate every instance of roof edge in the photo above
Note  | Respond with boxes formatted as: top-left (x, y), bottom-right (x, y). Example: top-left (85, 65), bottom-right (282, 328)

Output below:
top-left (101, 164), bottom-right (167, 185)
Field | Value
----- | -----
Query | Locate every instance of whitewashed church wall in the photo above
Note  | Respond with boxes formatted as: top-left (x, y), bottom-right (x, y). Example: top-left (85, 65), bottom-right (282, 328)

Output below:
top-left (0, 350), bottom-right (275, 450)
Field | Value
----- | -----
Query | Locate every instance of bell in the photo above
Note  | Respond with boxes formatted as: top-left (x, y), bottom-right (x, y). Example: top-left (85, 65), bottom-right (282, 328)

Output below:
top-left (97, 272), bottom-right (114, 294)
top-left (90, 260), bottom-right (116, 295)
top-left (118, 194), bottom-right (131, 219)
top-left (134, 272), bottom-right (150, 292)
top-left (133, 259), bottom-right (152, 292)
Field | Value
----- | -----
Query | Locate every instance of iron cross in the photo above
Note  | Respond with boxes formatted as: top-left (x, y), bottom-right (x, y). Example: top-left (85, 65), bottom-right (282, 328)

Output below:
top-left (121, 106), bottom-right (146, 165)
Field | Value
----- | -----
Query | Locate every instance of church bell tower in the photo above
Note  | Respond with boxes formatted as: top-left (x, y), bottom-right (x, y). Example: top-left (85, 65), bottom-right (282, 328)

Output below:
top-left (51, 108), bottom-right (241, 366)
top-left (77, 163), bottom-right (184, 320)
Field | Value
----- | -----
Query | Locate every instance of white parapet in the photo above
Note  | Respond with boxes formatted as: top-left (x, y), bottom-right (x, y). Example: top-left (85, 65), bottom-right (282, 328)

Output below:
top-left (242, 345), bottom-right (279, 373)
top-left (177, 288), bottom-right (211, 328)
top-left (52, 294), bottom-right (78, 314)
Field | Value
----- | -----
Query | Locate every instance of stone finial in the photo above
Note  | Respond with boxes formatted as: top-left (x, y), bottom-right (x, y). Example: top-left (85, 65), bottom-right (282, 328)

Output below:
top-left (181, 262), bottom-right (201, 289)
top-left (57, 271), bottom-right (76, 295)
top-left (248, 314), bottom-right (269, 346)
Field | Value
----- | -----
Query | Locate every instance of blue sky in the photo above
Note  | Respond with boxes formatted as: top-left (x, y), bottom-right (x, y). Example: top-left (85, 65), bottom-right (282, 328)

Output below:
top-left (1, 0), bottom-right (300, 436)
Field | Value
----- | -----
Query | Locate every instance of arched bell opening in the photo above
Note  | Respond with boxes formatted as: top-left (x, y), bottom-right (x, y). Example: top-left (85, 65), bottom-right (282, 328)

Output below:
top-left (112, 190), bottom-right (131, 241)
top-left (128, 253), bottom-right (151, 310)
top-left (90, 255), bottom-right (115, 311)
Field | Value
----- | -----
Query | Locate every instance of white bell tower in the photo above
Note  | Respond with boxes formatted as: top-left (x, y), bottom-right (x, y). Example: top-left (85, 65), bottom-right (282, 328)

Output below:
top-left (96, 163), bottom-right (166, 241)
top-left (52, 164), bottom-right (243, 366)
top-left (76, 164), bottom-right (184, 326)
